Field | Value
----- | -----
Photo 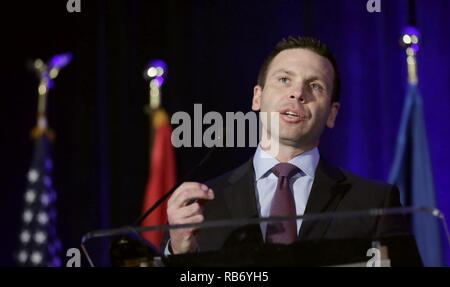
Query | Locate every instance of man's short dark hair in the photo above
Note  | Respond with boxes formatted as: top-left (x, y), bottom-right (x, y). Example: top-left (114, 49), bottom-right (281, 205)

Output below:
top-left (257, 36), bottom-right (340, 103)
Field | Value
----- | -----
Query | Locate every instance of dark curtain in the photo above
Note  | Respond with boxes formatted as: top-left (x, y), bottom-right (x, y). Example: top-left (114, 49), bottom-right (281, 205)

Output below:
top-left (1, 0), bottom-right (449, 265)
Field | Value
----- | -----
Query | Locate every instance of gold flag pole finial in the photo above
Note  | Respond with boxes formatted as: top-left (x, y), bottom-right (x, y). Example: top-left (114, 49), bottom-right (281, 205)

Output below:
top-left (30, 53), bottom-right (72, 139)
top-left (400, 27), bottom-right (420, 85)
top-left (32, 58), bottom-right (50, 138)
top-left (143, 60), bottom-right (168, 129)
top-left (144, 59), bottom-right (167, 111)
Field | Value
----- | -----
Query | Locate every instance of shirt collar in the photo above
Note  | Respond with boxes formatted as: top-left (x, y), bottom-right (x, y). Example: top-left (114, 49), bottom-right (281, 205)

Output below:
top-left (253, 145), bottom-right (320, 180)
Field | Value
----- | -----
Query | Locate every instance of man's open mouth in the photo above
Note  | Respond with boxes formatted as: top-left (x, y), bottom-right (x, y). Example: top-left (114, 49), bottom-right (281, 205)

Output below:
top-left (283, 111), bottom-right (299, 118)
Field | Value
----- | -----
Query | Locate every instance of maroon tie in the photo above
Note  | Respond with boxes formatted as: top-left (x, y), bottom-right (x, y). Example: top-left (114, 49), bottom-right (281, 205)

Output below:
top-left (266, 162), bottom-right (300, 244)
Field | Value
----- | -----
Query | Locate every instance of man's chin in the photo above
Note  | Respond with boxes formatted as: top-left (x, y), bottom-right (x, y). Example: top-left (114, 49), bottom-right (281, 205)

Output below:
top-left (279, 136), bottom-right (308, 147)
top-left (278, 131), bottom-right (306, 142)
top-left (279, 130), bottom-right (318, 143)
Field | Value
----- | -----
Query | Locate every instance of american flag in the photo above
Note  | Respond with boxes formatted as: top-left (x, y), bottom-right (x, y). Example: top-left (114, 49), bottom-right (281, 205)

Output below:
top-left (16, 132), bottom-right (62, 267)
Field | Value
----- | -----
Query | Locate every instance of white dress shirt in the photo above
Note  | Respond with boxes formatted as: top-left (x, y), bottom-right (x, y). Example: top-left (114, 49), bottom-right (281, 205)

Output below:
top-left (253, 145), bottom-right (320, 239)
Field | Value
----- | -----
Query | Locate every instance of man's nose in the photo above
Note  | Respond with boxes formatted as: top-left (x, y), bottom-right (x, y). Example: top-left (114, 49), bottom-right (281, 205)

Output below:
top-left (288, 86), bottom-right (306, 103)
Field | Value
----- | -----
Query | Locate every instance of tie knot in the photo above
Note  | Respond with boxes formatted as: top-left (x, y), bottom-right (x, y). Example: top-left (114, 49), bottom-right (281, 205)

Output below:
top-left (271, 163), bottom-right (300, 179)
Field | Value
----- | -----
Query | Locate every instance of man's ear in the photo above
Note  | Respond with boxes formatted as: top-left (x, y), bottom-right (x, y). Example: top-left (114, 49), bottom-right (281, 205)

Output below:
top-left (326, 102), bottom-right (340, 128)
top-left (252, 85), bottom-right (262, 111)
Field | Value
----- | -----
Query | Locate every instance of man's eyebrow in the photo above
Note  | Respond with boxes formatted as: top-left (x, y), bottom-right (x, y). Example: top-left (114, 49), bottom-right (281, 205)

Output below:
top-left (269, 69), bottom-right (296, 77)
top-left (270, 69), bottom-right (326, 81)
top-left (304, 76), bottom-right (324, 82)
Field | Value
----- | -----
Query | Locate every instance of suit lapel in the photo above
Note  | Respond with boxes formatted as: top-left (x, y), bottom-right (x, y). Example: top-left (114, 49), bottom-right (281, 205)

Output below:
top-left (222, 159), bottom-right (259, 219)
top-left (219, 159), bottom-right (264, 246)
top-left (298, 159), bottom-right (350, 240)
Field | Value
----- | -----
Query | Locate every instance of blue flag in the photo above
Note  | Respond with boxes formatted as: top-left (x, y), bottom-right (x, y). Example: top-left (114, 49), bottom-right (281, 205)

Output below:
top-left (16, 133), bottom-right (62, 267)
top-left (389, 84), bottom-right (443, 266)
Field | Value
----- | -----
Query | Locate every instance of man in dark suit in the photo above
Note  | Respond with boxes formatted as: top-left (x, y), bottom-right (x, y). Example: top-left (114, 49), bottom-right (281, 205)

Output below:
top-left (166, 36), bottom-right (406, 256)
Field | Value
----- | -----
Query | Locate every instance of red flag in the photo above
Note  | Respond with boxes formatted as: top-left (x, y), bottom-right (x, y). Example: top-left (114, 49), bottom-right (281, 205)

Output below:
top-left (141, 109), bottom-right (177, 248)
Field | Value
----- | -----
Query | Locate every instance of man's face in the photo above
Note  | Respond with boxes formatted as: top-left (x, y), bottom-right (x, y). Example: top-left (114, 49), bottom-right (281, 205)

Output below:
top-left (252, 48), bottom-right (340, 149)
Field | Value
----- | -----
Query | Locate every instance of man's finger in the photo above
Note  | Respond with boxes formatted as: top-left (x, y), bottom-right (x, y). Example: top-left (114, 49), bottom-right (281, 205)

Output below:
top-left (169, 182), bottom-right (209, 205)
top-left (171, 186), bottom-right (214, 208)
top-left (174, 202), bottom-right (202, 220)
